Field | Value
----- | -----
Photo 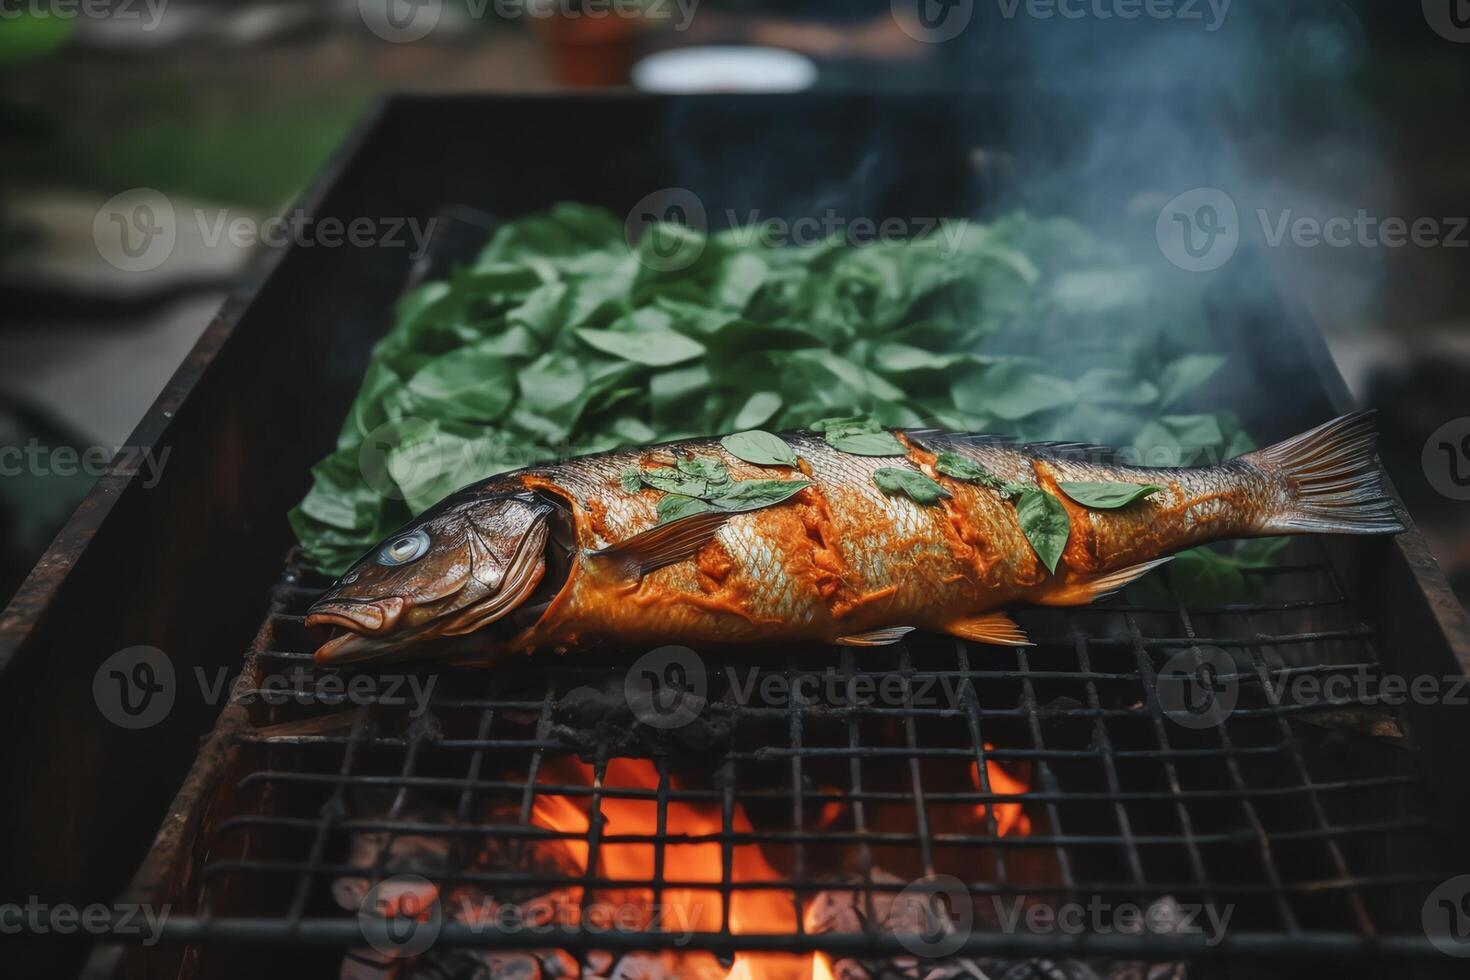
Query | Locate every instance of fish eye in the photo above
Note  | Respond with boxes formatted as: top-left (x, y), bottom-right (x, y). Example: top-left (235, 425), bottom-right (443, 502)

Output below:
top-left (377, 529), bottom-right (430, 566)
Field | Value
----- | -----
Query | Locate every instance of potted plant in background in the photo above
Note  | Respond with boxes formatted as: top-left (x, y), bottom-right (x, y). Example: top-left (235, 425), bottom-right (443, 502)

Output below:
top-left (530, 0), bottom-right (650, 87)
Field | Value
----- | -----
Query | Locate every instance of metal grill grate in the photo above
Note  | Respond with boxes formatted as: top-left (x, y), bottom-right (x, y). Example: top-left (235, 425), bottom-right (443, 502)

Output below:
top-left (157, 537), bottom-right (1463, 975)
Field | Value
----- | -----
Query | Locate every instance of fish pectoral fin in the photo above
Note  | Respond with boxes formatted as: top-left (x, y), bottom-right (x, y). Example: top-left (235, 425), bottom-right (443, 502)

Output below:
top-left (589, 510), bottom-right (733, 579)
top-left (1037, 556), bottom-right (1174, 607)
top-left (835, 626), bottom-right (916, 647)
top-left (944, 611), bottom-right (1032, 647)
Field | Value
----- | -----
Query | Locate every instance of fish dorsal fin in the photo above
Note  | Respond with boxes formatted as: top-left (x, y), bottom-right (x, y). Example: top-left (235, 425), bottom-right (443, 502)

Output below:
top-left (945, 611), bottom-right (1032, 647)
top-left (835, 626), bottom-right (916, 647)
top-left (1037, 556), bottom-right (1174, 607)
top-left (589, 510), bottom-right (733, 579)
top-left (905, 429), bottom-right (1117, 464)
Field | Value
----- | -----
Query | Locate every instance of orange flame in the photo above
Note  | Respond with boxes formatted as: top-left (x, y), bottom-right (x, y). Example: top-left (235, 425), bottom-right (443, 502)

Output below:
top-left (970, 749), bottom-right (1033, 837)
top-left (527, 752), bottom-right (1034, 978)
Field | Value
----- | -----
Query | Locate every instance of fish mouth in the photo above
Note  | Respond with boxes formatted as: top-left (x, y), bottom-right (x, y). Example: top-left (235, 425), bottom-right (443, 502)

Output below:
top-left (306, 597), bottom-right (410, 665)
top-left (308, 626), bottom-right (396, 665)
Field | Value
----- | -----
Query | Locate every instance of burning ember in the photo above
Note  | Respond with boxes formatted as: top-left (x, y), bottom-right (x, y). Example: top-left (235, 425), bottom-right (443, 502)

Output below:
top-left (970, 750), bottom-right (1032, 838)
top-left (531, 756), bottom-right (802, 979)
top-left (335, 751), bottom-right (1038, 979)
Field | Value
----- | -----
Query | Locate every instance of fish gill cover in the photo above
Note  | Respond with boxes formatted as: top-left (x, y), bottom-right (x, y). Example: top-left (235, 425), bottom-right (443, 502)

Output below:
top-left (289, 203), bottom-right (1282, 598)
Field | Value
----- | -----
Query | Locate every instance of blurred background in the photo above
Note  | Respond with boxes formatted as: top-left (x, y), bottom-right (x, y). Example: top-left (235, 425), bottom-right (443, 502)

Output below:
top-left (1, 0), bottom-right (1467, 606)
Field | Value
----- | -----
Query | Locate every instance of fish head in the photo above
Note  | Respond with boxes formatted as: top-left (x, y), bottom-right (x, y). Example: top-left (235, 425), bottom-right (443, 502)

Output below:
top-left (306, 488), bottom-right (573, 664)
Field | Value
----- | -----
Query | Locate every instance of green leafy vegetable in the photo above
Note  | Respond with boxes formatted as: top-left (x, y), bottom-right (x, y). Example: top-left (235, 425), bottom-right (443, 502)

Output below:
top-left (619, 468), bottom-right (643, 492)
top-left (289, 203), bottom-right (1259, 587)
top-left (639, 466), bottom-right (710, 498)
top-left (816, 416), bottom-right (907, 456)
top-left (1057, 481), bottom-right (1164, 509)
top-left (932, 451), bottom-right (1028, 498)
top-left (733, 392), bottom-right (782, 430)
top-left (1157, 354), bottom-right (1226, 409)
top-left (675, 455), bottom-right (731, 489)
top-left (1017, 488), bottom-right (1071, 573)
top-left (873, 467), bottom-right (951, 505)
top-left (657, 493), bottom-right (712, 523)
top-left (575, 327), bottom-right (706, 367)
top-left (721, 430), bottom-right (798, 467)
top-left (830, 431), bottom-right (907, 456)
top-left (707, 479), bottom-right (813, 513)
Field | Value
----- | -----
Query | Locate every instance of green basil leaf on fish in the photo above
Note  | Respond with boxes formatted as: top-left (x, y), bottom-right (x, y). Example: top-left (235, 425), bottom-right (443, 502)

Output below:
top-left (1057, 481), bottom-right (1165, 509)
top-left (1017, 487), bottom-right (1071, 573)
top-left (707, 478), bottom-right (813, 513)
top-left (721, 430), bottom-right (798, 467)
top-left (873, 467), bottom-right (952, 505)
top-left (657, 493), bottom-right (712, 524)
top-left (638, 467), bottom-right (708, 498)
top-left (675, 454), bottom-right (732, 488)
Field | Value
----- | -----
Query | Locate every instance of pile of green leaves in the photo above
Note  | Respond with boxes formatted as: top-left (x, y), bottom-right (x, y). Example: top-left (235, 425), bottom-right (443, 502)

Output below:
top-left (621, 449), bottom-right (810, 525)
top-left (291, 203), bottom-right (1281, 593)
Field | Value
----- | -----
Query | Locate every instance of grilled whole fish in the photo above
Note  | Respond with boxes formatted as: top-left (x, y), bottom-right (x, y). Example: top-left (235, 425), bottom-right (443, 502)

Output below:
top-left (306, 412), bottom-right (1402, 664)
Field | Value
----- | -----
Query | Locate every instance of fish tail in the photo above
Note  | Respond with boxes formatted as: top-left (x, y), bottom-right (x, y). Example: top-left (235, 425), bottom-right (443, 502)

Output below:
top-left (1244, 410), bottom-right (1404, 535)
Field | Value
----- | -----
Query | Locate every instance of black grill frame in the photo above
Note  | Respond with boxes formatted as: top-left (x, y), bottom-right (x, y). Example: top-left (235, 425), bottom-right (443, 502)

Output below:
top-left (125, 533), bottom-right (1465, 976)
